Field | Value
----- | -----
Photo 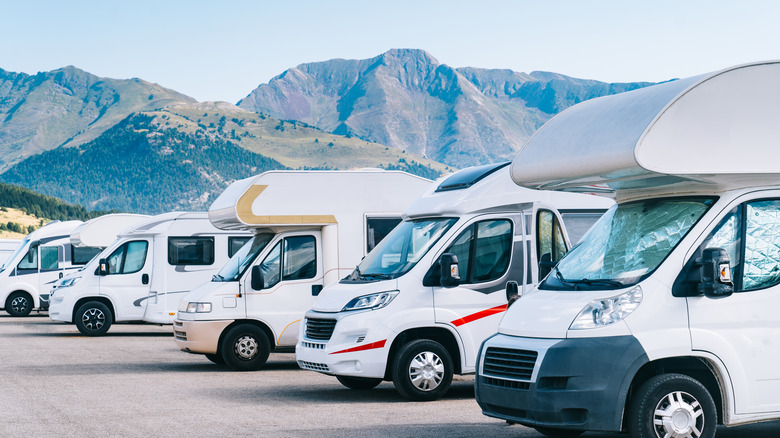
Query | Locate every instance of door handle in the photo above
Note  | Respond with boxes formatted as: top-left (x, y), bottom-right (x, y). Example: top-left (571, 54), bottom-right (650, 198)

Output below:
top-left (142, 274), bottom-right (149, 285)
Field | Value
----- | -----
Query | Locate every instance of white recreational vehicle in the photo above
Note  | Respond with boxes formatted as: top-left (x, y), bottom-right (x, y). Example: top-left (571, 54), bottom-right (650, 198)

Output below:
top-left (0, 221), bottom-right (94, 316)
top-left (49, 212), bottom-right (250, 335)
top-left (174, 170), bottom-right (431, 371)
top-left (476, 61), bottom-right (780, 438)
top-left (42, 213), bottom-right (150, 309)
top-left (295, 164), bottom-right (613, 400)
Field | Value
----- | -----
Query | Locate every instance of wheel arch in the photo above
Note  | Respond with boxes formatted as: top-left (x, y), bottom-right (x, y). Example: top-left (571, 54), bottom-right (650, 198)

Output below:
top-left (383, 326), bottom-right (463, 380)
top-left (622, 356), bottom-right (725, 431)
top-left (217, 319), bottom-right (276, 356)
top-left (73, 296), bottom-right (116, 323)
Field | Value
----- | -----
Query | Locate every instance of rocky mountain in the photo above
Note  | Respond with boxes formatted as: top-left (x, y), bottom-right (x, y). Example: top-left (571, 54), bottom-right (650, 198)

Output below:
top-left (0, 66), bottom-right (195, 170)
top-left (238, 49), bottom-right (655, 167)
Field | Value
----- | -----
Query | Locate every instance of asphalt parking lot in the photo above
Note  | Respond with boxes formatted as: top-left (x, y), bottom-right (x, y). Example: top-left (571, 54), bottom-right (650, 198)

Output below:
top-left (2, 313), bottom-right (780, 438)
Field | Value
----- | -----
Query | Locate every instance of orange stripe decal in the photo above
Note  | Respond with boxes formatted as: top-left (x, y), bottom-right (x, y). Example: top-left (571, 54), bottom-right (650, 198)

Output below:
top-left (450, 304), bottom-right (508, 327)
top-left (329, 340), bottom-right (387, 355)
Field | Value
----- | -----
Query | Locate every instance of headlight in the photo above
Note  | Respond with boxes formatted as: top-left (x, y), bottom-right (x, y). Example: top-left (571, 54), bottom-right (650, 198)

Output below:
top-left (57, 277), bottom-right (81, 289)
top-left (342, 291), bottom-right (399, 311)
top-left (569, 286), bottom-right (642, 330)
top-left (185, 302), bottom-right (212, 313)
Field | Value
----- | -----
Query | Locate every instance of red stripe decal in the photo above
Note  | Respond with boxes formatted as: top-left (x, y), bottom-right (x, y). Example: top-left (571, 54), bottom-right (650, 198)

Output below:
top-left (450, 304), bottom-right (508, 327)
top-left (329, 340), bottom-right (387, 355)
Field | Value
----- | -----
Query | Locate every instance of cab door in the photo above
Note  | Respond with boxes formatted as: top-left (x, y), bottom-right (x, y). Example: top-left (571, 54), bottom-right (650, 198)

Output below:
top-left (242, 231), bottom-right (321, 347)
top-left (686, 194), bottom-right (780, 415)
top-left (433, 215), bottom-right (522, 370)
top-left (98, 240), bottom-right (152, 321)
top-left (37, 244), bottom-right (64, 301)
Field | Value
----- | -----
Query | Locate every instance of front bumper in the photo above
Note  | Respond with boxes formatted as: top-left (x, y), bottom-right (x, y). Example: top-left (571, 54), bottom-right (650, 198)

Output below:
top-left (173, 319), bottom-right (233, 355)
top-left (48, 293), bottom-right (76, 322)
top-left (295, 311), bottom-right (394, 379)
top-left (475, 334), bottom-right (648, 432)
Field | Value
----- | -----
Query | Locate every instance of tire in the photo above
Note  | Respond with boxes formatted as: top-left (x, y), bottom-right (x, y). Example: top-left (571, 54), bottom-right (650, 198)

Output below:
top-left (5, 292), bottom-right (33, 317)
top-left (336, 375), bottom-right (383, 390)
top-left (220, 324), bottom-right (270, 371)
top-left (75, 301), bottom-right (113, 336)
top-left (391, 339), bottom-right (453, 401)
top-left (205, 353), bottom-right (225, 364)
top-left (627, 373), bottom-right (717, 438)
top-left (533, 426), bottom-right (584, 438)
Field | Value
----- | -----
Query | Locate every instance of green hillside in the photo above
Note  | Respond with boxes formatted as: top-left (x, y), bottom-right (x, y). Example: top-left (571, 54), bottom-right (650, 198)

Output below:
top-left (0, 181), bottom-right (108, 221)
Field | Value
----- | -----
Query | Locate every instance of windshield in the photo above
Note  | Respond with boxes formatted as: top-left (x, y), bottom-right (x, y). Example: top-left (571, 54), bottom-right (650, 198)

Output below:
top-left (344, 218), bottom-right (458, 282)
top-left (543, 197), bottom-right (715, 291)
top-left (0, 237), bottom-right (30, 272)
top-left (212, 233), bottom-right (274, 282)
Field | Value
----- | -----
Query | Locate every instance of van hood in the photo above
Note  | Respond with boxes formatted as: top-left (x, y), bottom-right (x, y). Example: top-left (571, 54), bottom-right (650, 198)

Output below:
top-left (180, 281), bottom-right (232, 304)
top-left (312, 279), bottom-right (398, 313)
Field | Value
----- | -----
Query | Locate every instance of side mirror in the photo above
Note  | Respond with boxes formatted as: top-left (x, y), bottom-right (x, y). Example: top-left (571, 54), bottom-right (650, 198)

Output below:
top-left (698, 248), bottom-right (733, 298)
top-left (506, 281), bottom-right (520, 306)
top-left (440, 253), bottom-right (460, 288)
top-left (98, 258), bottom-right (109, 276)
top-left (251, 265), bottom-right (264, 290)
top-left (539, 252), bottom-right (556, 279)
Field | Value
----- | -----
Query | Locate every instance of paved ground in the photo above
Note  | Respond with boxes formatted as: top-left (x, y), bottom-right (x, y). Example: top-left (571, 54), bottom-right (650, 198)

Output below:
top-left (1, 312), bottom-right (780, 437)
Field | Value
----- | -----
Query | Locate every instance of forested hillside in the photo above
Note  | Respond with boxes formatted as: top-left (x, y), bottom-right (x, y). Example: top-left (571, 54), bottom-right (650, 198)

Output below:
top-left (0, 182), bottom-right (107, 221)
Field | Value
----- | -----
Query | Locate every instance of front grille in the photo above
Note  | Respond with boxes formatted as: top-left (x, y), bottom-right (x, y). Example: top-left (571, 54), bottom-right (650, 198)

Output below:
top-left (301, 341), bottom-right (325, 350)
top-left (299, 361), bottom-right (330, 372)
top-left (483, 347), bottom-right (537, 380)
top-left (305, 318), bottom-right (337, 341)
top-left (482, 376), bottom-right (530, 390)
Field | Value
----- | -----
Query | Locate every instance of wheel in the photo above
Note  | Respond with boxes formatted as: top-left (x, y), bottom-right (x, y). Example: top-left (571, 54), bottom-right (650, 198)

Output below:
top-left (627, 373), bottom-right (717, 438)
top-left (220, 324), bottom-right (270, 371)
top-left (205, 353), bottom-right (225, 364)
top-left (75, 301), bottom-right (113, 336)
top-left (5, 292), bottom-right (33, 317)
top-left (336, 375), bottom-right (383, 390)
top-left (391, 339), bottom-right (453, 401)
top-left (533, 426), bottom-right (584, 438)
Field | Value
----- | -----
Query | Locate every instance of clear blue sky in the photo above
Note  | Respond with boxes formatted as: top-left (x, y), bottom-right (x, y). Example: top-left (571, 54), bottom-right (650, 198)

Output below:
top-left (2, 0), bottom-right (778, 103)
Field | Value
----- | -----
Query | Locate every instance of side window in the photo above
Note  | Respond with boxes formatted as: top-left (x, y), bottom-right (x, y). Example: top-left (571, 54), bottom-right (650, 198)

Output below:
top-left (537, 210), bottom-right (567, 263)
top-left (744, 200), bottom-right (780, 290)
top-left (106, 241), bottom-right (148, 274)
top-left (443, 219), bottom-right (512, 284)
top-left (260, 242), bottom-right (282, 289)
top-left (17, 244), bottom-right (38, 271)
top-left (40, 246), bottom-right (60, 271)
top-left (366, 217), bottom-right (402, 252)
top-left (283, 236), bottom-right (316, 281)
top-left (72, 245), bottom-right (102, 265)
top-left (701, 206), bottom-right (742, 285)
top-left (228, 236), bottom-right (252, 258)
top-left (168, 237), bottom-right (215, 266)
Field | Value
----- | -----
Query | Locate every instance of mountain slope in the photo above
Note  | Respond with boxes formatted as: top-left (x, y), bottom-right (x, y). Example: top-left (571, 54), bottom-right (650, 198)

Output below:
top-left (0, 66), bottom-right (195, 169)
top-left (238, 49), bottom-right (654, 167)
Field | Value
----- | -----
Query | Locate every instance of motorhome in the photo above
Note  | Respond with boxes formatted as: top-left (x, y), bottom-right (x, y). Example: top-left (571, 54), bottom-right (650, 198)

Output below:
top-left (475, 61), bottom-right (780, 438)
top-left (49, 212), bottom-right (250, 335)
top-left (295, 164), bottom-right (613, 401)
top-left (0, 221), bottom-right (93, 316)
top-left (42, 213), bottom-right (149, 310)
top-left (173, 170), bottom-right (431, 371)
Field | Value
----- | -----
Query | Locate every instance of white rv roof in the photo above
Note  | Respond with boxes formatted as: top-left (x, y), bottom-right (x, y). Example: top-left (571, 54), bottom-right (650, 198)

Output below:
top-left (119, 212), bottom-right (213, 237)
top-left (28, 220), bottom-right (83, 241)
top-left (510, 61), bottom-right (780, 193)
top-left (404, 164), bottom-right (613, 219)
top-left (210, 170), bottom-right (432, 230)
top-left (70, 214), bottom-right (150, 248)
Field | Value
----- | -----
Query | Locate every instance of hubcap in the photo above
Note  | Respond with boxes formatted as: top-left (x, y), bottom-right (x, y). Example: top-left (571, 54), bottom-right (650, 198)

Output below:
top-left (234, 335), bottom-right (258, 360)
top-left (82, 308), bottom-right (105, 330)
top-left (653, 390), bottom-right (704, 438)
top-left (408, 351), bottom-right (444, 391)
top-left (11, 296), bottom-right (29, 313)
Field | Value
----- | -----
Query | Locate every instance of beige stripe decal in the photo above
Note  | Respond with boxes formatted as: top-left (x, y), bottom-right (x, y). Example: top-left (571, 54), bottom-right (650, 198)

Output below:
top-left (236, 184), bottom-right (337, 225)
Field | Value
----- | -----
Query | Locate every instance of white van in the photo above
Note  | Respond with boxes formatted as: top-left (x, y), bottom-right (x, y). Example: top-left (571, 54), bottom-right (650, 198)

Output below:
top-left (0, 221), bottom-right (94, 316)
top-left (174, 170), bottom-right (431, 371)
top-left (295, 164), bottom-right (612, 400)
top-left (49, 212), bottom-right (250, 335)
top-left (42, 213), bottom-right (149, 309)
top-left (476, 61), bottom-right (780, 437)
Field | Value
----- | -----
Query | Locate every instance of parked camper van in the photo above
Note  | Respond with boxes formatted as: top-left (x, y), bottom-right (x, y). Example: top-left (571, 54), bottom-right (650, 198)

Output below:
top-left (295, 164), bottom-right (612, 401)
top-left (49, 212), bottom-right (250, 335)
top-left (174, 170), bottom-right (431, 371)
top-left (42, 214), bottom-right (149, 310)
top-left (0, 221), bottom-right (95, 316)
top-left (476, 62), bottom-right (780, 437)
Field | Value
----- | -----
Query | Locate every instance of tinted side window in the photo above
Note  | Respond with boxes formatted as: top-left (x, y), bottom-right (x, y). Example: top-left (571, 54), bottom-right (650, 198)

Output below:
top-left (283, 236), bottom-right (316, 281)
top-left (260, 242), bottom-right (281, 289)
top-left (447, 226), bottom-right (473, 282)
top-left (168, 237), bottom-right (215, 265)
top-left (72, 245), bottom-right (102, 265)
top-left (17, 244), bottom-right (38, 271)
top-left (228, 236), bottom-right (252, 258)
top-left (40, 246), bottom-right (60, 271)
top-left (537, 210), bottom-right (567, 263)
top-left (443, 219), bottom-right (512, 284)
top-left (366, 217), bottom-right (402, 252)
top-left (107, 241), bottom-right (148, 274)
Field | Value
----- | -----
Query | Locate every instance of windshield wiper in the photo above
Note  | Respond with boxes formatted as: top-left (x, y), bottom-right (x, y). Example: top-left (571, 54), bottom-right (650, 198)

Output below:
top-left (570, 278), bottom-right (625, 288)
top-left (212, 274), bottom-right (224, 281)
top-left (361, 273), bottom-right (392, 280)
top-left (555, 268), bottom-right (576, 288)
